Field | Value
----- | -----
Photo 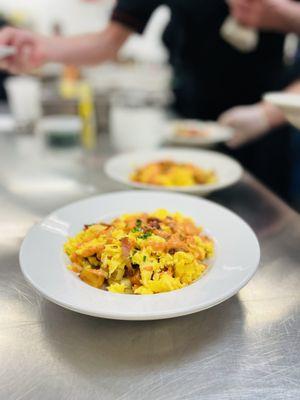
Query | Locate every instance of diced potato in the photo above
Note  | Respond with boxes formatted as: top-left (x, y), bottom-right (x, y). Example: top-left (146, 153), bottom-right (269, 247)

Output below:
top-left (80, 269), bottom-right (105, 288)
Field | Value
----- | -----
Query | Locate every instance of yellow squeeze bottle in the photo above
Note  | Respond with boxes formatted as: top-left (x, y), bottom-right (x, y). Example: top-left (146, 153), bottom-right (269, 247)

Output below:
top-left (78, 83), bottom-right (97, 150)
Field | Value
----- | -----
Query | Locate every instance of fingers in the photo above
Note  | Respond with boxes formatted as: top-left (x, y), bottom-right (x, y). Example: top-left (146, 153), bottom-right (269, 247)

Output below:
top-left (219, 116), bottom-right (246, 148)
top-left (227, 0), bottom-right (253, 13)
top-left (226, 133), bottom-right (248, 149)
top-left (0, 27), bottom-right (16, 71)
top-left (219, 114), bottom-right (245, 148)
top-left (9, 45), bottom-right (34, 73)
top-left (218, 107), bottom-right (241, 127)
top-left (0, 26), bottom-right (15, 46)
top-left (218, 113), bottom-right (232, 126)
top-left (219, 103), bottom-right (271, 149)
top-left (218, 105), bottom-right (254, 148)
top-left (228, 0), bottom-right (261, 28)
top-left (0, 27), bottom-right (39, 73)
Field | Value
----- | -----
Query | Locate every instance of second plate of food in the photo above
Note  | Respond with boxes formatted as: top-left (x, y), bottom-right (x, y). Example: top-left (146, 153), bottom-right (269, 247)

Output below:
top-left (105, 148), bottom-right (243, 195)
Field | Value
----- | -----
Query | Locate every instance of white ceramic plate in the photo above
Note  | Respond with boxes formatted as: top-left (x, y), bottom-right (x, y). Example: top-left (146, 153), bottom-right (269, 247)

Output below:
top-left (264, 92), bottom-right (300, 129)
top-left (105, 148), bottom-right (243, 195)
top-left (19, 191), bottom-right (260, 321)
top-left (167, 119), bottom-right (234, 146)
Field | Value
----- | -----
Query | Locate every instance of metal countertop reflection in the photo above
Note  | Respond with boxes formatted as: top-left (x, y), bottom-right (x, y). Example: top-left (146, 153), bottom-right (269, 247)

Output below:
top-left (0, 132), bottom-right (299, 400)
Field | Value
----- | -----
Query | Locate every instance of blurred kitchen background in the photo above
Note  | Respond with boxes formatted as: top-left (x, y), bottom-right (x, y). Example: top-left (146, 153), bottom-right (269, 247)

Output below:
top-left (0, 0), bottom-right (171, 143)
top-left (0, 0), bottom-right (300, 210)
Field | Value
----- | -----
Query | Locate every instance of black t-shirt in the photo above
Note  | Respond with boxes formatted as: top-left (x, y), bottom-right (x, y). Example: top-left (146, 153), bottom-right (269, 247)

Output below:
top-left (112, 0), bottom-right (295, 119)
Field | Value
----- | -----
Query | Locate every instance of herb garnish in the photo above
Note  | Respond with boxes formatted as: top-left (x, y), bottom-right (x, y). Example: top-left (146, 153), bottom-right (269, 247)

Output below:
top-left (132, 219), bottom-right (143, 233)
top-left (139, 231), bottom-right (152, 240)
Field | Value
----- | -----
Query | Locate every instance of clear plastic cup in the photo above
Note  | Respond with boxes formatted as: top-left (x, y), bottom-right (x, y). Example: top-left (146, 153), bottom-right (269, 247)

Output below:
top-left (5, 77), bottom-right (42, 127)
top-left (110, 90), bottom-right (168, 152)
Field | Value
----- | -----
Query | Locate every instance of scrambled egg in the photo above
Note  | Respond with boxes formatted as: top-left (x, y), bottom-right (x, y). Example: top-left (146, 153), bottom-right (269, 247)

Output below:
top-left (64, 209), bottom-right (214, 295)
top-left (131, 161), bottom-right (217, 187)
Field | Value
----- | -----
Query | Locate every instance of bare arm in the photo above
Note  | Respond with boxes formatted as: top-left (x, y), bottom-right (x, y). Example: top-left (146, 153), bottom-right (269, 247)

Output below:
top-left (276, 1), bottom-right (300, 34)
top-left (45, 22), bottom-right (132, 65)
top-left (0, 22), bottom-right (132, 73)
top-left (228, 0), bottom-right (300, 35)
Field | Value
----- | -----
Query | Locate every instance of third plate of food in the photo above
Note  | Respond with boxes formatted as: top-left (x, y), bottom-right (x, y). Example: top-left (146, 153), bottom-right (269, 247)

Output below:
top-left (167, 119), bottom-right (234, 146)
top-left (105, 148), bottom-right (243, 195)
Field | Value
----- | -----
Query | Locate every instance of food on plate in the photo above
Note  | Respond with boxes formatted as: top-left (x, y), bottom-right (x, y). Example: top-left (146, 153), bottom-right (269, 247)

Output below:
top-left (174, 122), bottom-right (209, 138)
top-left (64, 209), bottom-right (214, 295)
top-left (131, 160), bottom-right (217, 187)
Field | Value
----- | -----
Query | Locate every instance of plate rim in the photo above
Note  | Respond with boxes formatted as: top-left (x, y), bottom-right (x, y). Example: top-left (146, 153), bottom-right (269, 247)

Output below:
top-left (264, 92), bottom-right (300, 109)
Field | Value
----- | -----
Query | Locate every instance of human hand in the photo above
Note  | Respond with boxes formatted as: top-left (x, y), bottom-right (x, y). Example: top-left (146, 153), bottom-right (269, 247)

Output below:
top-left (218, 103), bottom-right (273, 148)
top-left (0, 27), bottom-right (49, 74)
top-left (227, 0), bottom-right (293, 31)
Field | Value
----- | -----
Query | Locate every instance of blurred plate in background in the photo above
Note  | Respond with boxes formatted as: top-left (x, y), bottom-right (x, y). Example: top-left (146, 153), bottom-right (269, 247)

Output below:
top-left (167, 119), bottom-right (233, 147)
top-left (105, 148), bottom-right (243, 195)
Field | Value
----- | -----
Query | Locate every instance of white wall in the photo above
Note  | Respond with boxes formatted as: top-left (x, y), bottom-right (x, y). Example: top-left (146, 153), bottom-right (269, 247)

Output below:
top-left (0, 0), bottom-right (113, 33)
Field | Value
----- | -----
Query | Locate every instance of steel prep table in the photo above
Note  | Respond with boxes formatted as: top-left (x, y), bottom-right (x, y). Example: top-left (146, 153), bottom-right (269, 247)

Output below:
top-left (0, 131), bottom-right (299, 400)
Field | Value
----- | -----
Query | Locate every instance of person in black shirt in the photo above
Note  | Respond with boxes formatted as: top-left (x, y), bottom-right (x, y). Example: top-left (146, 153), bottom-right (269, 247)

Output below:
top-left (0, 0), bottom-right (298, 199)
top-left (112, 0), bottom-right (298, 200)
top-left (113, 1), bottom-right (290, 117)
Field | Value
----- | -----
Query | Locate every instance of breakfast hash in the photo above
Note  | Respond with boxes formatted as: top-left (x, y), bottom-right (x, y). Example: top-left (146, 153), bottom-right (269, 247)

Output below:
top-left (64, 209), bottom-right (214, 295)
top-left (130, 160), bottom-right (217, 187)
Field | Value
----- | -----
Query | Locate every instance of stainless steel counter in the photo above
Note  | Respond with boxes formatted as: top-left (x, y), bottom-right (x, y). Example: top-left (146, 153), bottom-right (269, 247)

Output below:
top-left (1, 132), bottom-right (300, 400)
